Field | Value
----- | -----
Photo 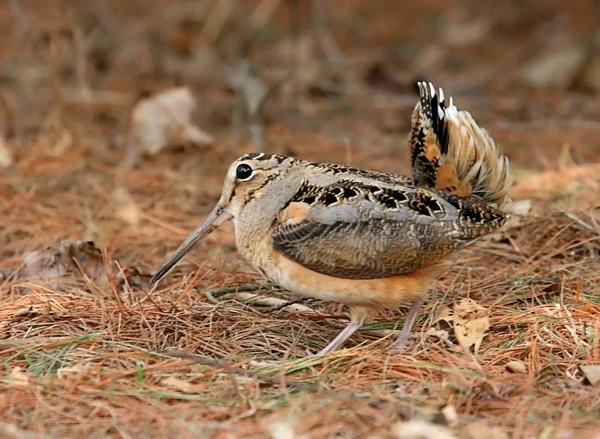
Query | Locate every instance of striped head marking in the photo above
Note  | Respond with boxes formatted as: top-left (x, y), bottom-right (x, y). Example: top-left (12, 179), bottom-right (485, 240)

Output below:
top-left (150, 153), bottom-right (293, 283)
top-left (220, 153), bottom-right (294, 217)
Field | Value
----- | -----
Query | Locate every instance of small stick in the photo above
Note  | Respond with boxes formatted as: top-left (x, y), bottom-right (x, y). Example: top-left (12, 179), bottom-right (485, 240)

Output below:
top-left (167, 351), bottom-right (314, 389)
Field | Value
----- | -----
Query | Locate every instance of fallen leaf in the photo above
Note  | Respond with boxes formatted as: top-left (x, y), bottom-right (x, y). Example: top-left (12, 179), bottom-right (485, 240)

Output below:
top-left (580, 365), bottom-right (600, 386)
top-left (0, 137), bottom-right (13, 168)
top-left (425, 327), bottom-right (450, 342)
top-left (58, 240), bottom-right (108, 281)
top-left (429, 404), bottom-right (458, 428)
top-left (9, 367), bottom-right (30, 387)
top-left (441, 9), bottom-right (490, 48)
top-left (433, 305), bottom-right (454, 331)
top-left (453, 298), bottom-right (490, 354)
top-left (574, 50), bottom-right (600, 93)
top-left (506, 360), bottom-right (528, 374)
top-left (16, 240), bottom-right (150, 291)
top-left (11, 307), bottom-right (43, 321)
top-left (392, 419), bottom-right (456, 439)
top-left (127, 87), bottom-right (214, 165)
top-left (116, 266), bottom-right (151, 290)
top-left (161, 376), bottom-right (196, 394)
top-left (56, 363), bottom-right (88, 380)
top-left (114, 187), bottom-right (142, 226)
top-left (521, 45), bottom-right (587, 89)
top-left (22, 248), bottom-right (69, 281)
top-left (268, 420), bottom-right (297, 439)
top-left (466, 424), bottom-right (509, 439)
top-left (489, 199), bottom-right (532, 241)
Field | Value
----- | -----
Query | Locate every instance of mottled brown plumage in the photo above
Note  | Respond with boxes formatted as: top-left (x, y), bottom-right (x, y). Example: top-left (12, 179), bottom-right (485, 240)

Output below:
top-left (151, 82), bottom-right (513, 356)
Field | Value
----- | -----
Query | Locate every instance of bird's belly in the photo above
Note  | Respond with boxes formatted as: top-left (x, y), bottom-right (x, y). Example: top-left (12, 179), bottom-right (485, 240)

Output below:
top-left (264, 249), bottom-right (436, 309)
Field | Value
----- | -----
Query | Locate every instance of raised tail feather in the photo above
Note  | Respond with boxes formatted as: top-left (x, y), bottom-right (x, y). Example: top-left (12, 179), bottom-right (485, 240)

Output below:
top-left (409, 82), bottom-right (512, 207)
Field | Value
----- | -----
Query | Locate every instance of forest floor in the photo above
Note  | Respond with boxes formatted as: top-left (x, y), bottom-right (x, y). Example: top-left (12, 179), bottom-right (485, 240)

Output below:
top-left (1, 1), bottom-right (599, 438)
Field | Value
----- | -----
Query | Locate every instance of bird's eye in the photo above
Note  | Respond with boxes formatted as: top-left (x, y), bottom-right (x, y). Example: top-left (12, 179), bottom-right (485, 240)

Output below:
top-left (235, 163), bottom-right (254, 181)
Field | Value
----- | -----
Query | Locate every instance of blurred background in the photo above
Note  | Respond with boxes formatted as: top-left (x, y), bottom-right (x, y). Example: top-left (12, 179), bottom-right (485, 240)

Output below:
top-left (1, 0), bottom-right (599, 268)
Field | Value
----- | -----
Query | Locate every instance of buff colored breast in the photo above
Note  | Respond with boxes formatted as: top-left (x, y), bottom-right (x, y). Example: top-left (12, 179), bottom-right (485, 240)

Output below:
top-left (268, 249), bottom-right (440, 310)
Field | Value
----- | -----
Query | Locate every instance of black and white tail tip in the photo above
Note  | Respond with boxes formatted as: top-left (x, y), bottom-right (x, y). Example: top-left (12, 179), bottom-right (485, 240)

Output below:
top-left (417, 81), bottom-right (453, 147)
top-left (417, 81), bottom-right (452, 120)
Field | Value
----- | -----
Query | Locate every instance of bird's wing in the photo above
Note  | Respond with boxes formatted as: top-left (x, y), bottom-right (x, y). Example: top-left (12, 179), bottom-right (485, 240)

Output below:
top-left (272, 179), bottom-right (475, 280)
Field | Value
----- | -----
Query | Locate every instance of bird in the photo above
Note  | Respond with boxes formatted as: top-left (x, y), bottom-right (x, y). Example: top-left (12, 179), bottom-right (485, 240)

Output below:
top-left (150, 82), bottom-right (512, 356)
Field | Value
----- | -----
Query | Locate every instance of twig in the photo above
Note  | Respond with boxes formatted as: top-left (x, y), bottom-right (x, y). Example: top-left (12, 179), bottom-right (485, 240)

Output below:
top-left (205, 283), bottom-right (278, 304)
top-left (200, 0), bottom-right (238, 45)
top-left (311, 0), bottom-right (344, 63)
top-left (167, 351), bottom-right (315, 389)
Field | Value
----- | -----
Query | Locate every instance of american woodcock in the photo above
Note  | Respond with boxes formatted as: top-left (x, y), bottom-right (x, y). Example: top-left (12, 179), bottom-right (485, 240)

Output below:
top-left (151, 82), bottom-right (512, 356)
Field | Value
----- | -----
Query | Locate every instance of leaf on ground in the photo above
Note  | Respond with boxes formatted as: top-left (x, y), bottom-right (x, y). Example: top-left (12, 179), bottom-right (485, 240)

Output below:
top-left (113, 187), bottom-right (142, 226)
top-left (511, 164), bottom-right (600, 200)
top-left (0, 137), bottom-right (13, 168)
top-left (161, 377), bottom-right (197, 394)
top-left (433, 305), bottom-right (454, 330)
top-left (392, 419), bottom-right (456, 439)
top-left (466, 424), bottom-right (509, 439)
top-left (521, 45), bottom-right (587, 89)
top-left (9, 367), bottom-right (30, 387)
top-left (116, 266), bottom-right (151, 290)
top-left (268, 420), bottom-right (297, 439)
top-left (56, 363), bottom-right (88, 380)
top-left (488, 199), bottom-right (532, 241)
top-left (127, 87), bottom-right (214, 162)
top-left (580, 365), bottom-right (600, 386)
top-left (506, 360), bottom-right (528, 374)
top-left (18, 240), bottom-right (149, 290)
top-left (441, 9), bottom-right (491, 48)
top-left (453, 298), bottom-right (490, 354)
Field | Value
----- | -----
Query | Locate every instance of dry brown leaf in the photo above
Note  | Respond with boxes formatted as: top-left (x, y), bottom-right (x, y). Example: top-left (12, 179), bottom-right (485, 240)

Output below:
top-left (16, 240), bottom-right (149, 291)
top-left (441, 9), bottom-right (490, 48)
top-left (506, 360), bottom-right (528, 374)
top-left (521, 45), bottom-right (587, 89)
top-left (512, 164), bottom-right (600, 200)
top-left (439, 404), bottom-right (458, 427)
top-left (580, 365), bottom-right (600, 386)
top-left (21, 241), bottom-right (108, 288)
top-left (161, 377), bottom-right (196, 394)
top-left (56, 363), bottom-right (88, 380)
top-left (432, 305), bottom-right (454, 333)
top-left (453, 298), bottom-right (490, 354)
top-left (9, 367), bottom-right (30, 387)
top-left (10, 307), bottom-right (43, 321)
top-left (268, 420), bottom-right (297, 439)
top-left (0, 137), bottom-right (13, 168)
top-left (114, 187), bottom-right (142, 226)
top-left (392, 419), bottom-right (456, 439)
top-left (116, 266), bottom-right (151, 290)
top-left (433, 305), bottom-right (454, 325)
top-left (128, 87), bottom-right (214, 161)
top-left (466, 424), bottom-right (509, 439)
top-left (22, 248), bottom-right (69, 281)
top-left (489, 199), bottom-right (532, 241)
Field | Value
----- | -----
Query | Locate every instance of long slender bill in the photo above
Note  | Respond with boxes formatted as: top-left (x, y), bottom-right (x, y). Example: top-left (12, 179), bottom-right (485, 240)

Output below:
top-left (150, 204), bottom-right (232, 284)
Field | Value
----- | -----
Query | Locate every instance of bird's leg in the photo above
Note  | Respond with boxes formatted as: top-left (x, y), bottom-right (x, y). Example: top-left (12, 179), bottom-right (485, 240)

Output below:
top-left (392, 296), bottom-right (425, 350)
top-left (316, 306), bottom-right (370, 356)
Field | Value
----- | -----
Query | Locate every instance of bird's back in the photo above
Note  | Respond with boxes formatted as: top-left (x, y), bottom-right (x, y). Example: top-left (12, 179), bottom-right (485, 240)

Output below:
top-left (269, 83), bottom-right (512, 280)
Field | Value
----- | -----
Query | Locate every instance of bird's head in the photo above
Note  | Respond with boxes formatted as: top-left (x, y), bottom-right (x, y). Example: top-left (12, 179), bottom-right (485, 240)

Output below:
top-left (150, 153), bottom-right (294, 283)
